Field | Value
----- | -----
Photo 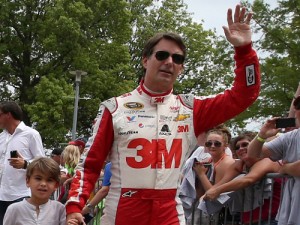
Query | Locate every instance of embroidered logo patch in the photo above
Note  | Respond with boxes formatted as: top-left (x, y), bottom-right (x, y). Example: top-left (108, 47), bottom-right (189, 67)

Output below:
top-left (246, 64), bottom-right (255, 86)
top-left (124, 102), bottom-right (144, 110)
top-left (122, 190), bottom-right (137, 197)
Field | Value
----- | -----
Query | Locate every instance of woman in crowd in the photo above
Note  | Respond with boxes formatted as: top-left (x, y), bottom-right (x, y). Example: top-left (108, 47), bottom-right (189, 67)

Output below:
top-left (193, 127), bottom-right (235, 196)
top-left (204, 132), bottom-right (281, 225)
top-left (183, 126), bottom-right (235, 224)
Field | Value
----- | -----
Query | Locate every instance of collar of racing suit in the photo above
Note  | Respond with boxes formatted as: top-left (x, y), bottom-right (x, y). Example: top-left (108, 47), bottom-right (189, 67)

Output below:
top-left (138, 80), bottom-right (174, 105)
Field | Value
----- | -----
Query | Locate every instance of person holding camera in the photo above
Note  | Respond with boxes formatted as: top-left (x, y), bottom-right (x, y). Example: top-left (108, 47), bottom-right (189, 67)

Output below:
top-left (181, 127), bottom-right (235, 224)
top-left (247, 95), bottom-right (300, 225)
top-left (193, 128), bottom-right (235, 197)
top-left (0, 101), bottom-right (44, 225)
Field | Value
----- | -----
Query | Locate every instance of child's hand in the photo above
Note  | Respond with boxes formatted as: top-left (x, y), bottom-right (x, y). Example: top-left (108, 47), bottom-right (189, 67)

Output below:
top-left (66, 213), bottom-right (85, 225)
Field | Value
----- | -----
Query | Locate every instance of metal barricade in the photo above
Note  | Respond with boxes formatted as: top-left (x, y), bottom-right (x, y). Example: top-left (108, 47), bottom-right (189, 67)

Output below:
top-left (189, 173), bottom-right (289, 225)
top-left (86, 173), bottom-right (289, 225)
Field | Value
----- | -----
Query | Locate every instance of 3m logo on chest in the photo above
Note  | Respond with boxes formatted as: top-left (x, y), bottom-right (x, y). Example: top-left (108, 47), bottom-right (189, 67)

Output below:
top-left (126, 138), bottom-right (182, 169)
top-left (177, 125), bottom-right (189, 133)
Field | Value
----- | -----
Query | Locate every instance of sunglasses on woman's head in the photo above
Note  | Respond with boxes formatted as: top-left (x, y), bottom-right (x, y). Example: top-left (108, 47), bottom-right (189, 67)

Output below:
top-left (235, 142), bottom-right (249, 151)
top-left (154, 51), bottom-right (185, 65)
top-left (205, 140), bottom-right (222, 148)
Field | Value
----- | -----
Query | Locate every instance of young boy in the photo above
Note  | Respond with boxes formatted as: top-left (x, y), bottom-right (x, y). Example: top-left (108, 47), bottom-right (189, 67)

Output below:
top-left (3, 157), bottom-right (66, 225)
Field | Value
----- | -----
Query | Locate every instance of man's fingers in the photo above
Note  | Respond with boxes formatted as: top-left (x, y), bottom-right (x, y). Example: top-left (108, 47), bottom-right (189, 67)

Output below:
top-left (233, 4), bottom-right (241, 23)
top-left (239, 7), bottom-right (246, 22)
top-left (227, 8), bottom-right (233, 26)
top-left (245, 12), bottom-right (253, 25)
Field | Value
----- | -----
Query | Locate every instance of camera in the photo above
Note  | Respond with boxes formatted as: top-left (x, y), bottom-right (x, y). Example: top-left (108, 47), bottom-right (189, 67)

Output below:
top-left (275, 118), bottom-right (296, 129)
top-left (10, 150), bottom-right (18, 158)
top-left (194, 159), bottom-right (211, 168)
top-left (202, 163), bottom-right (212, 168)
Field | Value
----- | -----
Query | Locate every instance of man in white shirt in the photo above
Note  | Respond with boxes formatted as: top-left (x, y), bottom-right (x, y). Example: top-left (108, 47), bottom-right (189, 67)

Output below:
top-left (0, 101), bottom-right (45, 225)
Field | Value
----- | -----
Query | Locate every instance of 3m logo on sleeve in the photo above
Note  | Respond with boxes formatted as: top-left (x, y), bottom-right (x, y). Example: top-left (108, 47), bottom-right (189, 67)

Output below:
top-left (246, 65), bottom-right (255, 86)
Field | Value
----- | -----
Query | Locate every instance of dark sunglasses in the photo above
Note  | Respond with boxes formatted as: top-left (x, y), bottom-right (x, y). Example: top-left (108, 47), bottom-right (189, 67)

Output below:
top-left (154, 51), bottom-right (185, 65)
top-left (235, 142), bottom-right (249, 151)
top-left (205, 140), bottom-right (222, 148)
top-left (294, 95), bottom-right (300, 110)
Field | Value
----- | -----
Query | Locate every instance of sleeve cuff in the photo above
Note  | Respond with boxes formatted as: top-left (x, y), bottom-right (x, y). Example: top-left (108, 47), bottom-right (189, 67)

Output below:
top-left (234, 43), bottom-right (253, 56)
top-left (66, 204), bottom-right (82, 214)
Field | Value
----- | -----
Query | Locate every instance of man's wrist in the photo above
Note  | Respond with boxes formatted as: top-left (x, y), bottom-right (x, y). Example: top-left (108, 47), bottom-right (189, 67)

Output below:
top-left (86, 203), bottom-right (94, 213)
top-left (23, 160), bottom-right (28, 169)
top-left (234, 42), bottom-right (252, 56)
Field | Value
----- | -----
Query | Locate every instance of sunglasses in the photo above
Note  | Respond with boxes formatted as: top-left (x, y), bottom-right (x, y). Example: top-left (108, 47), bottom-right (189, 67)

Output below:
top-left (235, 142), bottom-right (249, 151)
top-left (205, 140), bottom-right (222, 148)
top-left (154, 51), bottom-right (185, 65)
top-left (294, 95), bottom-right (300, 110)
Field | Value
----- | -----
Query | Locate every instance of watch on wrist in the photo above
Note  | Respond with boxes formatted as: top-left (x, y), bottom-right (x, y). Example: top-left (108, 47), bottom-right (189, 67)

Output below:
top-left (23, 160), bottom-right (28, 169)
top-left (86, 203), bottom-right (93, 213)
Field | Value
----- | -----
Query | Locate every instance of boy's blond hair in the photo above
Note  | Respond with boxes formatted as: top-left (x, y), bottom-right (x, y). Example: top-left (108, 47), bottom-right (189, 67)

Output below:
top-left (26, 157), bottom-right (60, 183)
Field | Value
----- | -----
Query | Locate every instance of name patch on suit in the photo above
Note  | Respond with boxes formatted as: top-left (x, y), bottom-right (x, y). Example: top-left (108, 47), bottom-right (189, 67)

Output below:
top-left (246, 64), bottom-right (255, 86)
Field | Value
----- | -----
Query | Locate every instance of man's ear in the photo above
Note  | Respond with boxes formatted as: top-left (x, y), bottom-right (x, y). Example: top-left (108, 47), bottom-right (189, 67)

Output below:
top-left (179, 64), bottom-right (184, 74)
top-left (142, 56), bottom-right (148, 70)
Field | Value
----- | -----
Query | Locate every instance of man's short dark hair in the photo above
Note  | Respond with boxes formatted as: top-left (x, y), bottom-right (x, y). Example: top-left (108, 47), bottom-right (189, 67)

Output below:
top-left (51, 148), bottom-right (63, 156)
top-left (142, 32), bottom-right (186, 59)
top-left (0, 101), bottom-right (23, 120)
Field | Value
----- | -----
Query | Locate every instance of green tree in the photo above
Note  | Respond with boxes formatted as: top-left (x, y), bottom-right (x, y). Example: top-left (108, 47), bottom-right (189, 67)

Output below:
top-left (0, 0), bottom-right (134, 147)
top-left (26, 76), bottom-right (73, 146)
top-left (249, 0), bottom-right (299, 118)
top-left (128, 0), bottom-right (245, 131)
top-left (1, 0), bottom-right (250, 147)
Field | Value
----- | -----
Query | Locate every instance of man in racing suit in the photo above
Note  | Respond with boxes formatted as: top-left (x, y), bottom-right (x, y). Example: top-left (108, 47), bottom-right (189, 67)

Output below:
top-left (66, 5), bottom-right (260, 225)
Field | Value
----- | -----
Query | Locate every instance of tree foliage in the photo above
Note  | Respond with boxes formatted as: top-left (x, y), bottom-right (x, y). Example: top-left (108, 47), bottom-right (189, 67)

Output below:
top-left (0, 0), bottom-right (134, 146)
top-left (0, 0), bottom-right (253, 147)
top-left (250, 0), bottom-right (299, 118)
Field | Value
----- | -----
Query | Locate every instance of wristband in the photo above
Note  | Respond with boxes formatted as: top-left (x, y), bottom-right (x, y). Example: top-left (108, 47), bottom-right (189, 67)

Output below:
top-left (256, 135), bottom-right (266, 143)
top-left (23, 160), bottom-right (28, 169)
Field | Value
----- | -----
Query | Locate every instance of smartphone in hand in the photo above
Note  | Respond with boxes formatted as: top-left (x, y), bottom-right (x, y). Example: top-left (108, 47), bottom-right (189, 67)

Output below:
top-left (275, 118), bottom-right (296, 128)
top-left (10, 150), bottom-right (18, 158)
top-left (202, 163), bottom-right (212, 168)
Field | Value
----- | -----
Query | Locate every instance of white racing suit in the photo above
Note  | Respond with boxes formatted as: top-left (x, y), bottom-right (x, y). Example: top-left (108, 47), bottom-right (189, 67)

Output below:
top-left (66, 44), bottom-right (260, 225)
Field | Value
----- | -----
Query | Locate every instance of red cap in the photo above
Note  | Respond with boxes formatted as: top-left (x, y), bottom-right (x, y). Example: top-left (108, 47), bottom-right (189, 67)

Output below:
top-left (68, 138), bottom-right (86, 149)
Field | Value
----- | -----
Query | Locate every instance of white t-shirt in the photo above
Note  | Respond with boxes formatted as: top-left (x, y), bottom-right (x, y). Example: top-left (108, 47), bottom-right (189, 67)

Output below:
top-left (3, 198), bottom-right (66, 225)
